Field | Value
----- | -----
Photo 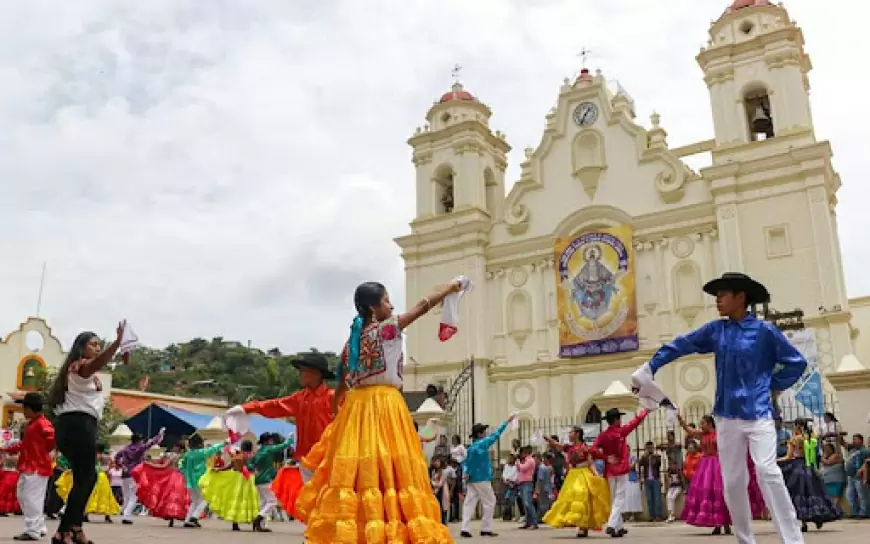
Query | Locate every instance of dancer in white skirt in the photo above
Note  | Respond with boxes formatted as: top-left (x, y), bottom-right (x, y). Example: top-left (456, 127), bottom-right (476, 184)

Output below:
top-left (624, 453), bottom-right (643, 522)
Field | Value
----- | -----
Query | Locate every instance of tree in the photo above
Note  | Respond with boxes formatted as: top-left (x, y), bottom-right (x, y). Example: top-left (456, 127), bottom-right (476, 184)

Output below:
top-left (109, 339), bottom-right (340, 403)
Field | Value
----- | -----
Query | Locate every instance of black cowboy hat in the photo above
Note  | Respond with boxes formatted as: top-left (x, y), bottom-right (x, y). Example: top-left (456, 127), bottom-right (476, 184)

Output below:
top-left (291, 352), bottom-right (335, 380)
top-left (16, 392), bottom-right (43, 411)
top-left (469, 423), bottom-right (489, 439)
top-left (604, 408), bottom-right (625, 422)
top-left (702, 272), bottom-right (770, 306)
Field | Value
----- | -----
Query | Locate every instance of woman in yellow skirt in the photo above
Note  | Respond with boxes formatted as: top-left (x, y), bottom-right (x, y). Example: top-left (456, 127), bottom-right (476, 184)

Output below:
top-left (198, 441), bottom-right (260, 531)
top-left (296, 279), bottom-right (463, 544)
top-left (56, 448), bottom-right (120, 522)
top-left (542, 427), bottom-right (610, 538)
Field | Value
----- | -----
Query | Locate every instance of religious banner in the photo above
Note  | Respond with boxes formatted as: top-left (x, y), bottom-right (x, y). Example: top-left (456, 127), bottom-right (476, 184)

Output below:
top-left (554, 225), bottom-right (639, 358)
top-left (779, 328), bottom-right (826, 418)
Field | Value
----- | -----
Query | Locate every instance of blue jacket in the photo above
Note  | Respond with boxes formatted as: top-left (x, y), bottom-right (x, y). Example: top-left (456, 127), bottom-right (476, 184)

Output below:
top-left (462, 421), bottom-right (508, 484)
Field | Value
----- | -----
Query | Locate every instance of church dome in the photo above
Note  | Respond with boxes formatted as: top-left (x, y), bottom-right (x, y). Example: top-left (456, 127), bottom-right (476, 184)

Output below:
top-left (438, 82), bottom-right (476, 104)
top-left (726, 0), bottom-right (772, 12)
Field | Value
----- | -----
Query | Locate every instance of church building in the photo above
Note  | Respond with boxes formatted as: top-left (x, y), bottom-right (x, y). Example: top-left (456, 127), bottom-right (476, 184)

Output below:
top-left (396, 0), bottom-right (870, 434)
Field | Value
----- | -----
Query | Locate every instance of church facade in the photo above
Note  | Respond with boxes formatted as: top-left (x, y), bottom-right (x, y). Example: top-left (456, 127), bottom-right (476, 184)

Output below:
top-left (396, 0), bottom-right (869, 430)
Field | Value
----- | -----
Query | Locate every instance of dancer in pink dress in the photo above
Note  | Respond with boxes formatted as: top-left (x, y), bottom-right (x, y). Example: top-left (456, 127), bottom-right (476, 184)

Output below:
top-left (678, 414), bottom-right (766, 535)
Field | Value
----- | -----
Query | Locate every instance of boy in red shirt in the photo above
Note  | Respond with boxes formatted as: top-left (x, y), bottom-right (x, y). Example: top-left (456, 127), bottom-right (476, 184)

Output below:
top-left (225, 353), bottom-right (335, 483)
top-left (591, 407), bottom-right (652, 538)
top-left (1, 393), bottom-right (55, 541)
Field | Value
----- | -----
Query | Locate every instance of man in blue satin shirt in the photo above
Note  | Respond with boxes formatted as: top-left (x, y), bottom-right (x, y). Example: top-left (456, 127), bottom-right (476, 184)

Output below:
top-left (635, 273), bottom-right (807, 544)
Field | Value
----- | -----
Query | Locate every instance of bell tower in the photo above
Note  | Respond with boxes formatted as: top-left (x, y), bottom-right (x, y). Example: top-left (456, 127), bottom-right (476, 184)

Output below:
top-left (397, 77), bottom-right (510, 422)
top-left (698, 1), bottom-right (855, 374)
top-left (698, 0), bottom-right (814, 150)
top-left (407, 80), bottom-right (510, 221)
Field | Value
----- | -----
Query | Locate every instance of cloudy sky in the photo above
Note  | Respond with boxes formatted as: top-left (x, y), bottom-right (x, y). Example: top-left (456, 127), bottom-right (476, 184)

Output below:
top-left (1, 0), bottom-right (867, 354)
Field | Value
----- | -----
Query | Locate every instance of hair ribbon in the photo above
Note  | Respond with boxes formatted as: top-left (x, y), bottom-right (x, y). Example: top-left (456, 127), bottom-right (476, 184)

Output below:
top-left (337, 316), bottom-right (364, 383)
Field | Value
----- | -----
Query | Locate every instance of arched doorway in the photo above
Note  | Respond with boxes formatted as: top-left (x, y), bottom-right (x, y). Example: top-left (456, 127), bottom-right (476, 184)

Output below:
top-left (585, 404), bottom-right (602, 425)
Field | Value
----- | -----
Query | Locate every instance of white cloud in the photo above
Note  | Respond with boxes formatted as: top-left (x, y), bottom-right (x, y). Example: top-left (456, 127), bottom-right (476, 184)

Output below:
top-left (0, 0), bottom-right (867, 353)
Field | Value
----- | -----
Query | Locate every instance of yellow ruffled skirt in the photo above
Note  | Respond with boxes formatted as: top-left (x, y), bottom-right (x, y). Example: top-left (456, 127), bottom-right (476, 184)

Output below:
top-left (542, 466), bottom-right (610, 530)
top-left (198, 469), bottom-right (260, 523)
top-left (297, 385), bottom-right (452, 544)
top-left (56, 471), bottom-right (120, 516)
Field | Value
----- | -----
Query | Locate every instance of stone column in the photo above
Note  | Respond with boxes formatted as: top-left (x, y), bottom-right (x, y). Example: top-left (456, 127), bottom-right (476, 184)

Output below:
top-left (715, 201), bottom-right (743, 272)
top-left (806, 183), bottom-right (845, 309)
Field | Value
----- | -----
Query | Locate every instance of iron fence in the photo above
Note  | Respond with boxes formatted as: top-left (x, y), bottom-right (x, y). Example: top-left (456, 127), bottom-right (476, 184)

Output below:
top-left (444, 358), bottom-right (475, 445)
top-left (512, 393), bottom-right (839, 472)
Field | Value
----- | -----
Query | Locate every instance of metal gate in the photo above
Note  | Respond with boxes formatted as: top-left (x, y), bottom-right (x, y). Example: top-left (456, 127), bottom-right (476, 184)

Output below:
top-left (445, 357), bottom-right (475, 443)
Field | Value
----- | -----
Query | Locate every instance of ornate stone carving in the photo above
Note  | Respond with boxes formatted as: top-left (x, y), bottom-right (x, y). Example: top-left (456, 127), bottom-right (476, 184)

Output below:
top-left (671, 237), bottom-right (695, 259)
top-left (655, 166), bottom-right (685, 203)
top-left (505, 203), bottom-right (530, 235)
top-left (511, 381), bottom-right (536, 410)
top-left (508, 266), bottom-right (528, 288)
top-left (679, 362), bottom-right (710, 393)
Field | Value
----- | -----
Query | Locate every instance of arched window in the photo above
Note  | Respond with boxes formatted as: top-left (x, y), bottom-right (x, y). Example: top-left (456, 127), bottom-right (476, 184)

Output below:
top-left (432, 164), bottom-right (455, 214)
top-left (17, 354), bottom-right (46, 391)
top-left (585, 404), bottom-right (602, 425)
top-left (744, 88), bottom-right (775, 141)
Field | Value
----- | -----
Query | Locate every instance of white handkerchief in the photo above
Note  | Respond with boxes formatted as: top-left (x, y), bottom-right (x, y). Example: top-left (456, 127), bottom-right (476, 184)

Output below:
top-left (222, 410), bottom-right (250, 437)
top-left (509, 412), bottom-right (519, 431)
top-left (631, 363), bottom-right (679, 425)
top-left (118, 320), bottom-right (141, 356)
top-left (439, 275), bottom-right (474, 342)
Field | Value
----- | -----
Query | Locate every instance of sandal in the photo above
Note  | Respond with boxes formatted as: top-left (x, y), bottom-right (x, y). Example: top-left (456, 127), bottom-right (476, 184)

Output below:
top-left (71, 527), bottom-right (93, 544)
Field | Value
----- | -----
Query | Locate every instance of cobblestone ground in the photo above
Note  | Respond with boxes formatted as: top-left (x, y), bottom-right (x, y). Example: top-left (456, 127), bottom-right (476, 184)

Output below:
top-left (1, 516), bottom-right (867, 542)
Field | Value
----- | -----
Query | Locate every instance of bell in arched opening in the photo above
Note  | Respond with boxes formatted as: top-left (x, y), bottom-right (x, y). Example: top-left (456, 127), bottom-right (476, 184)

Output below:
top-left (744, 90), bottom-right (775, 141)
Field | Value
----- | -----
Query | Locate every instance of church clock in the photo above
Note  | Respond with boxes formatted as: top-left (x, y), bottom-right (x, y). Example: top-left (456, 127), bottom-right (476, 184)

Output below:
top-left (573, 102), bottom-right (598, 127)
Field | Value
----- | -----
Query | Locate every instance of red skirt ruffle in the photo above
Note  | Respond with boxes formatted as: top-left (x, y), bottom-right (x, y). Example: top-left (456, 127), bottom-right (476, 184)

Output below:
top-left (0, 470), bottom-right (21, 514)
top-left (131, 464), bottom-right (190, 520)
top-left (271, 466), bottom-right (303, 518)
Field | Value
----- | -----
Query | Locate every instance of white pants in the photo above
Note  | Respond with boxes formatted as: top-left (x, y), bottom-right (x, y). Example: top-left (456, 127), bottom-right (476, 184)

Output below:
top-left (606, 474), bottom-right (628, 531)
top-left (121, 477), bottom-right (138, 520)
top-left (186, 488), bottom-right (208, 521)
top-left (17, 473), bottom-right (48, 538)
top-left (717, 417), bottom-right (804, 544)
top-left (257, 484), bottom-right (278, 520)
top-left (666, 486), bottom-right (682, 517)
top-left (461, 482), bottom-right (496, 533)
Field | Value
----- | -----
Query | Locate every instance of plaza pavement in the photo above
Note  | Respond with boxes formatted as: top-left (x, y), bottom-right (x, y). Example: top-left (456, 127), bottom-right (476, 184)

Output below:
top-left (0, 516), bottom-right (867, 542)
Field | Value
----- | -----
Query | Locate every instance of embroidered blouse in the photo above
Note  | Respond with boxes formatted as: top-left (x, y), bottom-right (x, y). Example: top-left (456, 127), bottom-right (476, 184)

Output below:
top-left (699, 432), bottom-right (718, 457)
top-left (566, 443), bottom-right (589, 468)
top-left (340, 315), bottom-right (404, 388)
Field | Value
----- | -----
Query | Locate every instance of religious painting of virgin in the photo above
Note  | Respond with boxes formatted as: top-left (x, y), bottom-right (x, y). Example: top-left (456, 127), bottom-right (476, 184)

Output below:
top-left (554, 224), bottom-right (639, 358)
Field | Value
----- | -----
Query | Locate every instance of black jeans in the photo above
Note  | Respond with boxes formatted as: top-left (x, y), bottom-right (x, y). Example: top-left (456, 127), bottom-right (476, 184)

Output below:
top-left (55, 412), bottom-right (98, 533)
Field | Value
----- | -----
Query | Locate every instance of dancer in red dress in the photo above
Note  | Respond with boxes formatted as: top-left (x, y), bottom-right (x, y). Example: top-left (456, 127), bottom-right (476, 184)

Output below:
top-left (131, 443), bottom-right (190, 526)
top-left (0, 454), bottom-right (22, 516)
top-left (271, 459), bottom-right (303, 519)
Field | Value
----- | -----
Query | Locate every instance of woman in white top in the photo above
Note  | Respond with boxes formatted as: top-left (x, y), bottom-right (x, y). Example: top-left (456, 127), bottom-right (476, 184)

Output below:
top-left (295, 280), bottom-right (461, 544)
top-left (48, 323), bottom-right (123, 544)
top-left (450, 435), bottom-right (467, 464)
